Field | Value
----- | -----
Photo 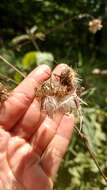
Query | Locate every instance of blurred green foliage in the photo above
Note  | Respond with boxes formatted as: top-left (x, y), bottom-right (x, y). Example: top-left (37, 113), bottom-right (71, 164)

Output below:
top-left (0, 0), bottom-right (107, 189)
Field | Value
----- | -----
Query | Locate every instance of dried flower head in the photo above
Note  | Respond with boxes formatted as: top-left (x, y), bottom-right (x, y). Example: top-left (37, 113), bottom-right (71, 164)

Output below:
top-left (88, 18), bottom-right (103, 33)
top-left (0, 82), bottom-right (9, 103)
top-left (35, 66), bottom-right (84, 117)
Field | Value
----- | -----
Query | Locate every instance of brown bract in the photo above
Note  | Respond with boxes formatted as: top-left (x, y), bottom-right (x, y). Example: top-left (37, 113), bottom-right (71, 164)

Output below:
top-left (0, 82), bottom-right (9, 103)
top-left (35, 67), bottom-right (77, 98)
top-left (35, 67), bottom-right (81, 116)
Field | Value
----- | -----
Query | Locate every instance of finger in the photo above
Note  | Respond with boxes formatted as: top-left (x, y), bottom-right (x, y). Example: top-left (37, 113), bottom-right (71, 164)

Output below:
top-left (40, 114), bottom-right (74, 180)
top-left (52, 63), bottom-right (70, 79)
top-left (0, 65), bottom-right (51, 130)
top-left (31, 111), bottom-right (63, 156)
top-left (11, 98), bottom-right (41, 139)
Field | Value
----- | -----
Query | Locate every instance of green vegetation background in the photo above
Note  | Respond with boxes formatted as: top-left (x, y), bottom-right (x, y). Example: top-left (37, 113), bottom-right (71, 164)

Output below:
top-left (0, 1), bottom-right (107, 189)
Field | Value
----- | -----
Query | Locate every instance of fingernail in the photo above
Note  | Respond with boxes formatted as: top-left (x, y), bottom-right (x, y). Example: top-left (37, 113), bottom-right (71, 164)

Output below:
top-left (36, 64), bottom-right (51, 76)
top-left (28, 64), bottom-right (51, 80)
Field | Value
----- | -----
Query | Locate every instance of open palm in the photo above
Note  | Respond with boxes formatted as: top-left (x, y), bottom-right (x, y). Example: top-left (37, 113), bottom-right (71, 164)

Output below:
top-left (0, 64), bottom-right (74, 190)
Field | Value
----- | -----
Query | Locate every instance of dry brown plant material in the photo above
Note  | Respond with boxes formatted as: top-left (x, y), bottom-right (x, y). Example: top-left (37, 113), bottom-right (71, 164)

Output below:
top-left (0, 82), bottom-right (9, 103)
top-left (35, 66), bottom-right (84, 117)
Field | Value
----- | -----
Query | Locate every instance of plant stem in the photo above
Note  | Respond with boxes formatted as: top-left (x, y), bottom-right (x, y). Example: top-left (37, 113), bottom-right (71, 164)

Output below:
top-left (74, 126), bottom-right (107, 184)
top-left (0, 72), bottom-right (17, 85)
top-left (0, 55), bottom-right (26, 78)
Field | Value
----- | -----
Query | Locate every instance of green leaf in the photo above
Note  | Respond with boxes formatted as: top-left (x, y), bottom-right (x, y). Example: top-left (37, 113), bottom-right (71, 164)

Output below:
top-left (22, 51), bottom-right (54, 70)
top-left (22, 51), bottom-right (37, 69)
top-left (14, 72), bottom-right (23, 83)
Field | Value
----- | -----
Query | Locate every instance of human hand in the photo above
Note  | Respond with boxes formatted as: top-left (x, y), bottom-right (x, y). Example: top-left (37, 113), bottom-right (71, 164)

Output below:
top-left (0, 64), bottom-right (74, 190)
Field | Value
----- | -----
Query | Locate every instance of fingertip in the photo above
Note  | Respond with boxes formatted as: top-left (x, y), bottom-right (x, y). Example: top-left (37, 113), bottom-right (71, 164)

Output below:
top-left (55, 63), bottom-right (69, 70)
top-left (57, 113), bottom-right (74, 140)
top-left (53, 63), bottom-right (70, 75)
top-left (65, 113), bottom-right (75, 124)
top-left (28, 64), bottom-right (51, 81)
top-left (61, 113), bottom-right (75, 126)
top-left (13, 64), bottom-right (51, 100)
top-left (37, 64), bottom-right (51, 75)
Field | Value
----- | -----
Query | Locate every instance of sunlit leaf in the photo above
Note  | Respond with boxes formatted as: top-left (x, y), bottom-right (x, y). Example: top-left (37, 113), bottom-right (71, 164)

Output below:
top-left (22, 51), bottom-right (54, 70)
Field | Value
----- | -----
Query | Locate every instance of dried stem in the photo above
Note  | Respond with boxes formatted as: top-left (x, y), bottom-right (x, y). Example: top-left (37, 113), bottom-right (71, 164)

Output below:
top-left (0, 72), bottom-right (18, 85)
top-left (0, 55), bottom-right (26, 78)
top-left (74, 126), bottom-right (107, 184)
